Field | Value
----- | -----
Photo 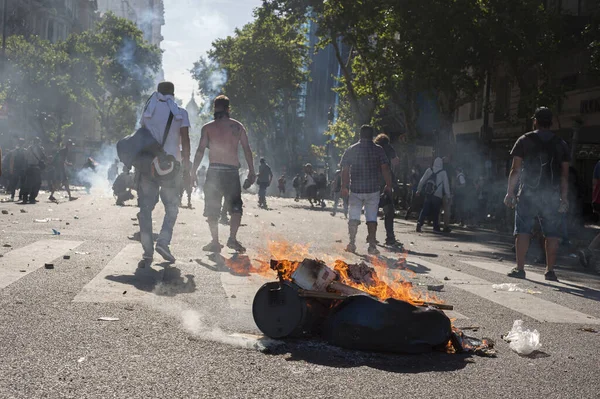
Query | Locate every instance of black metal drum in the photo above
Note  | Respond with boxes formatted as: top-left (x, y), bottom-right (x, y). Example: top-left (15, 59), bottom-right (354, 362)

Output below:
top-left (252, 281), bottom-right (326, 339)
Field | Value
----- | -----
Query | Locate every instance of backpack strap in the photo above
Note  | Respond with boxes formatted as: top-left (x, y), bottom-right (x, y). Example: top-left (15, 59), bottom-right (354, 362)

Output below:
top-left (161, 112), bottom-right (175, 149)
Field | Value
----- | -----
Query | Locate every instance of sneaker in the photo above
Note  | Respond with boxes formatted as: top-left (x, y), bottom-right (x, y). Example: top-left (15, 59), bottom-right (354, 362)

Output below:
top-left (345, 243), bottom-right (357, 253)
top-left (368, 245), bottom-right (380, 255)
top-left (507, 268), bottom-right (526, 279)
top-left (544, 270), bottom-right (559, 282)
top-left (155, 242), bottom-right (176, 263)
top-left (202, 241), bottom-right (222, 253)
top-left (385, 239), bottom-right (404, 250)
top-left (227, 238), bottom-right (246, 253)
top-left (49, 196), bottom-right (56, 202)
top-left (433, 227), bottom-right (441, 233)
top-left (579, 249), bottom-right (592, 269)
top-left (416, 224), bottom-right (422, 233)
top-left (69, 196), bottom-right (78, 201)
top-left (330, 212), bottom-right (336, 217)
top-left (138, 258), bottom-right (152, 268)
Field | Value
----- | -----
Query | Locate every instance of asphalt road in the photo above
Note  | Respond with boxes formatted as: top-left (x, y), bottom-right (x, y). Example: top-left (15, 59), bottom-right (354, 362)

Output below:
top-left (1, 188), bottom-right (599, 399)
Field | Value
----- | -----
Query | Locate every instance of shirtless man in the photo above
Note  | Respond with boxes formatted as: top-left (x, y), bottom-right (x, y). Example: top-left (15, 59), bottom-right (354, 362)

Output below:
top-left (192, 95), bottom-right (256, 253)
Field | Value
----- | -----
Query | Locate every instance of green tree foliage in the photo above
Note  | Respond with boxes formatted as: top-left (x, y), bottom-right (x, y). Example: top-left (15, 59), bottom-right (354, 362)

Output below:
top-left (191, 8), bottom-right (308, 169)
top-left (0, 13), bottom-right (161, 144)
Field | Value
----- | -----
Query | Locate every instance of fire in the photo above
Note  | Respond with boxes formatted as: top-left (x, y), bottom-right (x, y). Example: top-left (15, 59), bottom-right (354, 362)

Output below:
top-left (228, 239), bottom-right (439, 306)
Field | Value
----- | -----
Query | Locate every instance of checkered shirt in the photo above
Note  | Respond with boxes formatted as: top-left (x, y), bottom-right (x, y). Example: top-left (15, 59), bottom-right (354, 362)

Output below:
top-left (340, 139), bottom-right (389, 194)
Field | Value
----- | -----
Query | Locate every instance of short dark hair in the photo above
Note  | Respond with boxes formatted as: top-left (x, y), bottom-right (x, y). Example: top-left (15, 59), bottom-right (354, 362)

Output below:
top-left (157, 82), bottom-right (175, 96)
top-left (214, 95), bottom-right (230, 110)
top-left (533, 106), bottom-right (553, 128)
top-left (374, 133), bottom-right (390, 146)
top-left (360, 125), bottom-right (374, 139)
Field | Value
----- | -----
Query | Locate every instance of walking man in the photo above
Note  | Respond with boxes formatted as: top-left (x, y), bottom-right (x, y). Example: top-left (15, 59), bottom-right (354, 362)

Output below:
top-left (137, 82), bottom-right (191, 268)
top-left (292, 173), bottom-right (301, 201)
top-left (504, 107), bottom-right (570, 281)
top-left (49, 140), bottom-right (77, 202)
top-left (256, 158), bottom-right (273, 208)
top-left (330, 168), bottom-right (348, 218)
top-left (193, 95), bottom-right (255, 253)
top-left (341, 125), bottom-right (392, 255)
top-left (415, 157), bottom-right (450, 233)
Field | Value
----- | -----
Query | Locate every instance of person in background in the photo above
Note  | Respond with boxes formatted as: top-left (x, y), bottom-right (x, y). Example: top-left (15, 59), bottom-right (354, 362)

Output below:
top-left (22, 137), bottom-right (46, 204)
top-left (453, 167), bottom-right (468, 226)
top-left (330, 168), bottom-right (348, 218)
top-left (579, 160), bottom-right (600, 269)
top-left (405, 165), bottom-right (423, 220)
top-left (441, 156), bottom-right (454, 233)
top-left (341, 125), bottom-right (392, 255)
top-left (415, 157), bottom-right (451, 233)
top-left (504, 107), bottom-right (570, 282)
top-left (256, 158), bottom-right (273, 209)
top-left (49, 140), bottom-right (77, 202)
top-left (292, 173), bottom-right (301, 201)
top-left (303, 163), bottom-right (318, 207)
top-left (278, 174), bottom-right (286, 197)
top-left (316, 172), bottom-right (327, 208)
top-left (196, 165), bottom-right (207, 197)
top-left (374, 133), bottom-right (402, 247)
top-left (113, 165), bottom-right (135, 206)
top-left (108, 159), bottom-right (119, 183)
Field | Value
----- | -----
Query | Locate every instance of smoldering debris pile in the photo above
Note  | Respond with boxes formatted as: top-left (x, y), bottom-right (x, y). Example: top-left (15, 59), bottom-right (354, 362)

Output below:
top-left (252, 258), bottom-right (495, 356)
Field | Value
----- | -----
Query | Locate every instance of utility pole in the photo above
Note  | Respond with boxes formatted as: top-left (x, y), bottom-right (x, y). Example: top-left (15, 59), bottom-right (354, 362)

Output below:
top-left (481, 69), bottom-right (492, 143)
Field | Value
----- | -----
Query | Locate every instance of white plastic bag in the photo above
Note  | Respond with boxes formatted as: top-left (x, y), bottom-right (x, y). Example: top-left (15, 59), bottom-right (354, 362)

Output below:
top-left (504, 320), bottom-right (541, 355)
top-left (493, 283), bottom-right (541, 294)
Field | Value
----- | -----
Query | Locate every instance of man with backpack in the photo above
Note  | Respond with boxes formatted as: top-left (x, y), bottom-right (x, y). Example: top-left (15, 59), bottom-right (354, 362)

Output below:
top-left (415, 157), bottom-right (450, 233)
top-left (504, 107), bottom-right (570, 282)
top-left (136, 82), bottom-right (191, 268)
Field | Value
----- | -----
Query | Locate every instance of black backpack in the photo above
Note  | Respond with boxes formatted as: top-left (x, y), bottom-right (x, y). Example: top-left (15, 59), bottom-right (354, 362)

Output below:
top-left (521, 132), bottom-right (562, 193)
top-left (422, 170), bottom-right (440, 196)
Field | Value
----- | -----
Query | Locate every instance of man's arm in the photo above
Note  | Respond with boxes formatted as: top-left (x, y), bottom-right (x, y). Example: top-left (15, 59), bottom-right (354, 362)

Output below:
top-left (416, 169), bottom-right (431, 193)
top-left (381, 163), bottom-right (393, 192)
top-left (560, 161), bottom-right (569, 203)
top-left (192, 126), bottom-right (208, 175)
top-left (341, 166), bottom-right (350, 198)
top-left (240, 127), bottom-right (255, 182)
top-left (504, 156), bottom-right (522, 208)
top-left (180, 126), bottom-right (190, 166)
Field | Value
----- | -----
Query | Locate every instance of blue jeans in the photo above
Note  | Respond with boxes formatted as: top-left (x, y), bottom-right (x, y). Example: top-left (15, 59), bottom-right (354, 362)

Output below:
top-left (418, 195), bottom-right (442, 230)
top-left (137, 173), bottom-right (182, 259)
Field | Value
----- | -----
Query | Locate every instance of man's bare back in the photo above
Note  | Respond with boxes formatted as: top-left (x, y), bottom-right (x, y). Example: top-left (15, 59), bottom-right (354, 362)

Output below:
top-left (201, 117), bottom-right (246, 167)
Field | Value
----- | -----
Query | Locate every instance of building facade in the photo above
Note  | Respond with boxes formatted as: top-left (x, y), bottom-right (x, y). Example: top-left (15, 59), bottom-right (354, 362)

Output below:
top-left (0, 0), bottom-right (98, 43)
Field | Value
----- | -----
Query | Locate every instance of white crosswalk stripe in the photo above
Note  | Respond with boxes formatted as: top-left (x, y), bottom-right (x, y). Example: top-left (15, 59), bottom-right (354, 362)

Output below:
top-left (410, 257), bottom-right (600, 325)
top-left (0, 239), bottom-right (84, 289)
top-left (74, 244), bottom-right (153, 303)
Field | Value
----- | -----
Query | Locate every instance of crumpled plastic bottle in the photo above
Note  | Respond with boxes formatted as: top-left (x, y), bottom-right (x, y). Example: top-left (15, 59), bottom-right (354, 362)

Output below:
top-left (504, 320), bottom-right (541, 355)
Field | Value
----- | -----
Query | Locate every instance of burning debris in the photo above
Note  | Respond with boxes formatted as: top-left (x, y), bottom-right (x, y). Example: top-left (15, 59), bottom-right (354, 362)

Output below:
top-left (250, 253), bottom-right (494, 356)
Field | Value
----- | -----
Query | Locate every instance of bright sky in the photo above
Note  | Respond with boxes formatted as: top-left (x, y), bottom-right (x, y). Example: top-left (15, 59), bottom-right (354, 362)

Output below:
top-left (161, 0), bottom-right (263, 105)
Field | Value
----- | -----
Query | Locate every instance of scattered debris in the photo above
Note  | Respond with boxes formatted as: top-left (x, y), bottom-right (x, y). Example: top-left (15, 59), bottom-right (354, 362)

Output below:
top-left (77, 357), bottom-right (86, 363)
top-left (97, 317), bottom-right (119, 322)
top-left (454, 245), bottom-right (459, 247)
top-left (335, 239), bottom-right (342, 243)
top-left (19, 270), bottom-right (26, 273)
top-left (492, 283), bottom-right (541, 294)
top-left (133, 223), bottom-right (139, 226)
top-left (443, 276), bottom-right (450, 281)
top-left (20, 209), bottom-right (27, 213)
top-left (503, 320), bottom-right (541, 355)
top-left (231, 294), bottom-right (237, 298)
top-left (66, 222), bottom-right (70, 226)
top-left (131, 218), bottom-right (137, 221)
top-left (1, 210), bottom-right (8, 214)
top-left (271, 223), bottom-right (276, 227)
top-left (124, 306), bottom-right (134, 311)
top-left (63, 255), bottom-right (71, 260)
top-left (74, 216), bottom-right (80, 220)
top-left (578, 327), bottom-right (598, 333)
top-left (123, 291), bottom-right (127, 295)
top-left (44, 263), bottom-right (54, 269)
top-left (427, 284), bottom-right (444, 292)
top-left (52, 229), bottom-right (61, 236)
top-left (75, 251), bottom-right (90, 255)
top-left (460, 326), bottom-right (480, 331)
top-left (3, 244), bottom-right (12, 248)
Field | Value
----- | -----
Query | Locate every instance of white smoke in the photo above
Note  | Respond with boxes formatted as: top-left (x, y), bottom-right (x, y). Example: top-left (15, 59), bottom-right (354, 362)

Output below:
top-left (76, 144), bottom-right (118, 196)
top-left (148, 295), bottom-right (281, 352)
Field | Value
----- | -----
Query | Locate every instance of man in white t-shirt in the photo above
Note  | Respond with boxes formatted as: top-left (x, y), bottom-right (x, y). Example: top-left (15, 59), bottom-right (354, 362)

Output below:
top-left (137, 81), bottom-right (191, 268)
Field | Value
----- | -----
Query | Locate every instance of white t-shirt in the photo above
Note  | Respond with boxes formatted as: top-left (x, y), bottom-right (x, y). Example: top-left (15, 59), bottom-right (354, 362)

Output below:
top-left (141, 99), bottom-right (190, 161)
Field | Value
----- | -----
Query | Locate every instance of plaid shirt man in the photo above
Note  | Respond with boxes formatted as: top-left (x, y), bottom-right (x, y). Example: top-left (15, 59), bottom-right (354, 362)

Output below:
top-left (340, 139), bottom-right (389, 194)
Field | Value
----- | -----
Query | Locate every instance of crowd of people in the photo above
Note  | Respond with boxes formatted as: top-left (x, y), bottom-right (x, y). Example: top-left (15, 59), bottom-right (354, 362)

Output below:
top-left (3, 82), bottom-right (599, 280)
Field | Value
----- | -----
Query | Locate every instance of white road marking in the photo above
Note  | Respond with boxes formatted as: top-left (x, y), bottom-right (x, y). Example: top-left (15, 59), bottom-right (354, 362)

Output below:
top-left (461, 260), bottom-right (599, 292)
top-left (0, 240), bottom-right (83, 289)
top-left (220, 273), bottom-right (271, 309)
top-left (74, 244), bottom-right (155, 303)
top-left (410, 257), bottom-right (600, 325)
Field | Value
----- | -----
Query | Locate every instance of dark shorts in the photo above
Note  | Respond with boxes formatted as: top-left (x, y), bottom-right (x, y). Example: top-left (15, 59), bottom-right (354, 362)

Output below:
top-left (514, 194), bottom-right (562, 238)
top-left (204, 166), bottom-right (243, 219)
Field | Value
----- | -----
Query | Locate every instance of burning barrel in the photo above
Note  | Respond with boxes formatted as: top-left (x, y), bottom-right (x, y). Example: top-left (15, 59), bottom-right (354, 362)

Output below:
top-left (252, 281), bottom-right (329, 339)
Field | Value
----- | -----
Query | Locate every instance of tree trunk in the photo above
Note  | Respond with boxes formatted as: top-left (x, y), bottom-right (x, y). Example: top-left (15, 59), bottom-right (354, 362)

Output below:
top-left (331, 37), bottom-right (366, 126)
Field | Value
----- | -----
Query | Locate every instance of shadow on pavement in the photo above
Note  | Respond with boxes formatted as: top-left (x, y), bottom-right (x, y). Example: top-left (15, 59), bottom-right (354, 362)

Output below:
top-left (105, 264), bottom-right (196, 296)
top-left (266, 340), bottom-right (471, 374)
top-left (196, 253), bottom-right (258, 277)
